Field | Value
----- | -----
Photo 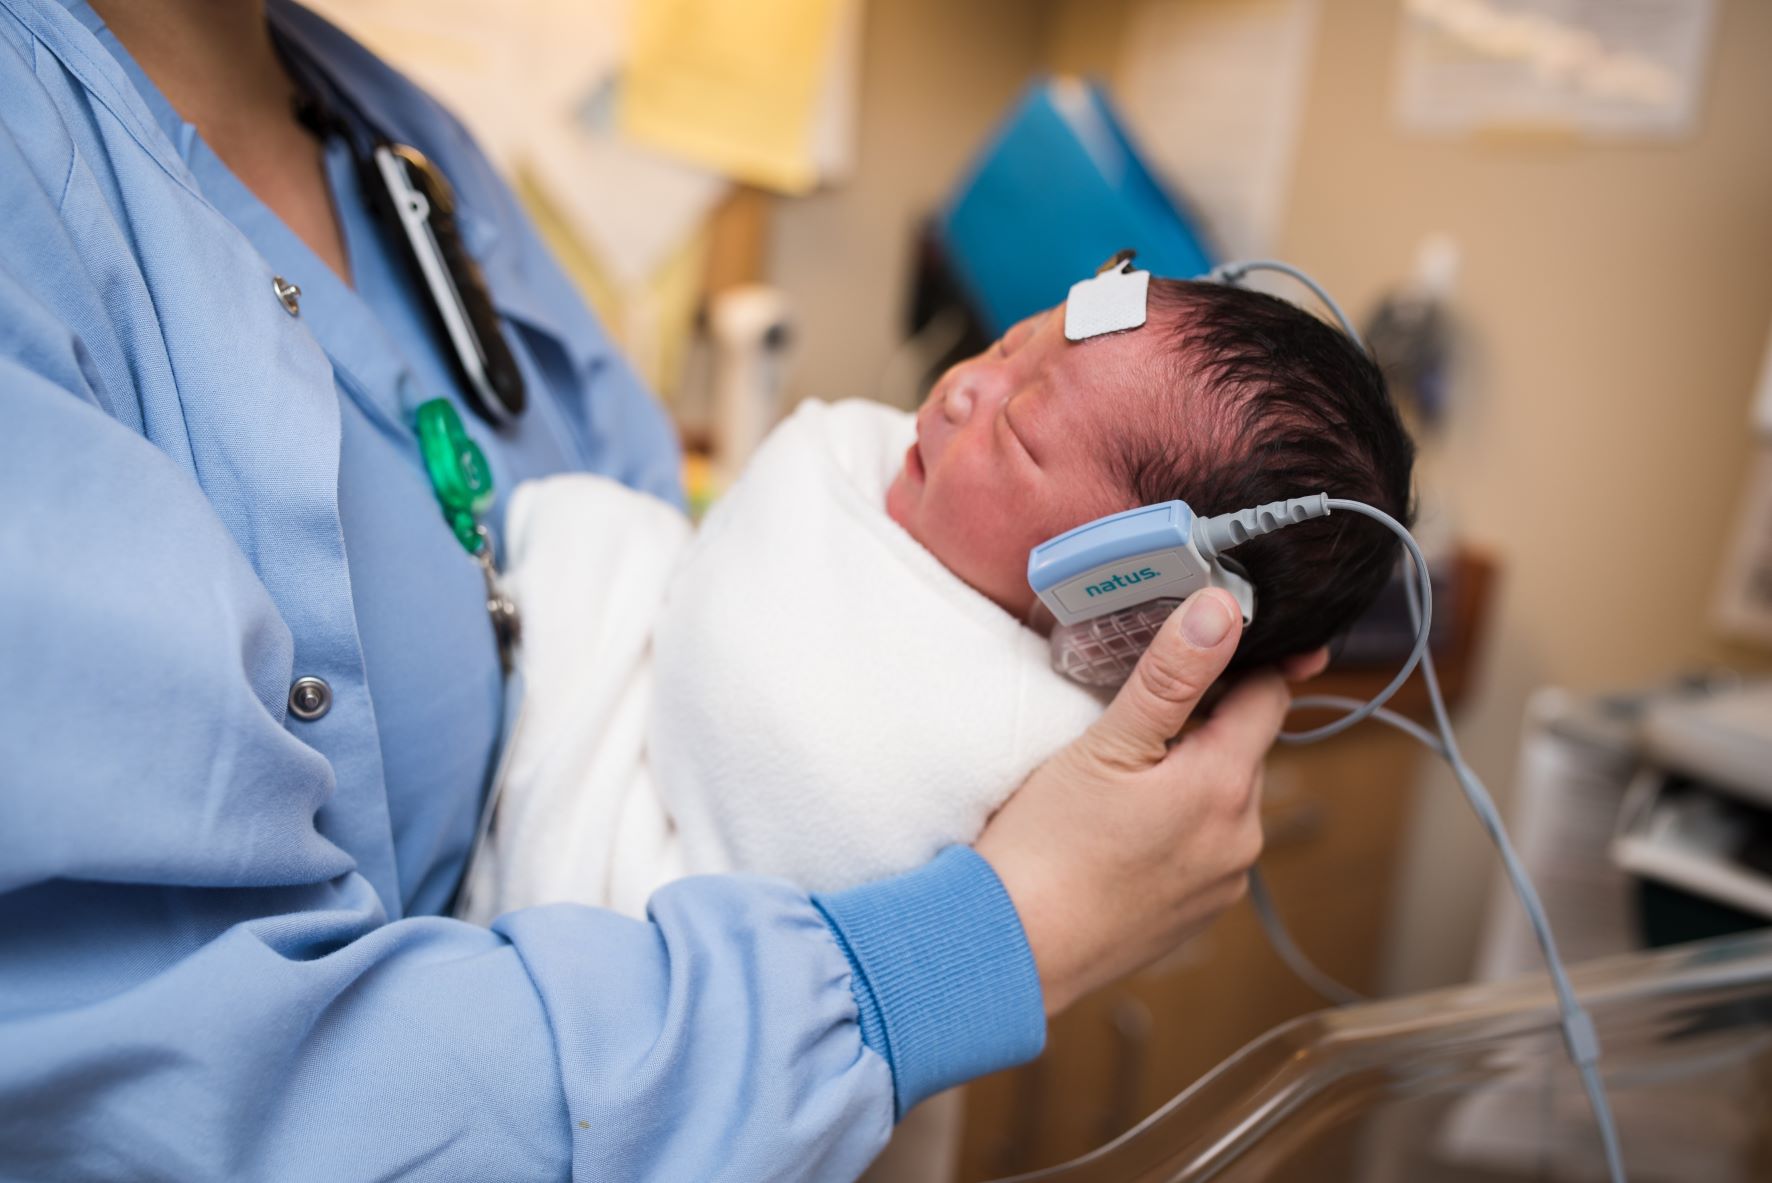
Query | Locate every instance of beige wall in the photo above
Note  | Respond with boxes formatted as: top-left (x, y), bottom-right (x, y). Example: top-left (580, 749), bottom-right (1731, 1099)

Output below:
top-left (765, 0), bottom-right (1050, 405)
top-left (769, 0), bottom-right (1772, 992)
top-left (1270, 0), bottom-right (1772, 991)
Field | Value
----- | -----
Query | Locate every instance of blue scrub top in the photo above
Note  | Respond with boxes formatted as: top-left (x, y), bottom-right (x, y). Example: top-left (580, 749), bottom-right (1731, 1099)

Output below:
top-left (87, 9), bottom-right (691, 923)
top-left (115, 48), bottom-right (556, 917)
top-left (0, 1), bottom-right (1045, 1179)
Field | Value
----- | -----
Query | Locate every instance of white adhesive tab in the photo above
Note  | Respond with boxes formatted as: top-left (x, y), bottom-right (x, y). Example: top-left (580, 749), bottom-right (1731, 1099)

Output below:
top-left (1064, 259), bottom-right (1151, 341)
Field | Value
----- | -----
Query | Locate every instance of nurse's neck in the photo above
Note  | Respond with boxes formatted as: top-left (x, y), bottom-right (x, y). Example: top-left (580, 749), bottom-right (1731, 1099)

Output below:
top-left (91, 0), bottom-right (353, 285)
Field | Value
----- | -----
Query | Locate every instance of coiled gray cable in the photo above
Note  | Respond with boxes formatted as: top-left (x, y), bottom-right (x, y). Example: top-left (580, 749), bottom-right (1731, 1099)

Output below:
top-left (1232, 498), bottom-right (1626, 1183)
top-left (1187, 261), bottom-right (1620, 1176)
top-left (1208, 259), bottom-right (1367, 351)
top-left (1197, 494), bottom-right (1434, 743)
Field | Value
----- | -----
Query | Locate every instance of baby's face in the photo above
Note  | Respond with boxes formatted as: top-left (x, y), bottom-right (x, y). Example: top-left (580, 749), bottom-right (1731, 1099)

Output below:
top-left (885, 306), bottom-right (1159, 620)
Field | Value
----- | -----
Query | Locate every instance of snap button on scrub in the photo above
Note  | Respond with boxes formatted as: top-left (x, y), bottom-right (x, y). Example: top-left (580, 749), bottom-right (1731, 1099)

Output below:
top-left (272, 275), bottom-right (301, 317)
top-left (288, 676), bottom-right (331, 721)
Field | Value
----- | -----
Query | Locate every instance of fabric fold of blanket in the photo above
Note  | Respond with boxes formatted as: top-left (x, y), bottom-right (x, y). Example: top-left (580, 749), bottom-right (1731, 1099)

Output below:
top-left (463, 398), bottom-right (1104, 920)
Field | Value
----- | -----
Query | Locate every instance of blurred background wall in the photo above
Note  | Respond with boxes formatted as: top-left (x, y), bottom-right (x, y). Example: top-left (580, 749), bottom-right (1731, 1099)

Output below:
top-left (1252, 0), bottom-right (1772, 993)
top-left (764, 0), bottom-right (1046, 407)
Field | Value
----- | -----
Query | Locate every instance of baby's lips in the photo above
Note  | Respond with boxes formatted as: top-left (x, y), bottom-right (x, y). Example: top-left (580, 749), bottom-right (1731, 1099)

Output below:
top-left (905, 439), bottom-right (926, 483)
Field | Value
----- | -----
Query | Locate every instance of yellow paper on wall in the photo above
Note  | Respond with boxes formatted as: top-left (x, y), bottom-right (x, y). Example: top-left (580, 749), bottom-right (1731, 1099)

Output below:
top-left (619, 0), bottom-right (841, 194)
top-left (516, 167), bottom-right (711, 403)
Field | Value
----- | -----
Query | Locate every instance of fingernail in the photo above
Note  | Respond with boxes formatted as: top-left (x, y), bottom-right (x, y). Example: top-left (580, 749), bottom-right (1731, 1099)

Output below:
top-left (1181, 593), bottom-right (1233, 649)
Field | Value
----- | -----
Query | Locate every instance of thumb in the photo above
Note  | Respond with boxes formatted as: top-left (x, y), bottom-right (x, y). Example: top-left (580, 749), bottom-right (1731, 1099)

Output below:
top-left (1080, 589), bottom-right (1243, 771)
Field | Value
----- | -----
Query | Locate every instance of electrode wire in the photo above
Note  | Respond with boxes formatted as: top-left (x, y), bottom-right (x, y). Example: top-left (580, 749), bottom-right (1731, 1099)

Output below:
top-left (1246, 498), bottom-right (1627, 1183)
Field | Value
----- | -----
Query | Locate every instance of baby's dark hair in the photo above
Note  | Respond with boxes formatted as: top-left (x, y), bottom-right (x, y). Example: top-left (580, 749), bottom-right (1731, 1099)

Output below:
top-left (1120, 279), bottom-right (1416, 670)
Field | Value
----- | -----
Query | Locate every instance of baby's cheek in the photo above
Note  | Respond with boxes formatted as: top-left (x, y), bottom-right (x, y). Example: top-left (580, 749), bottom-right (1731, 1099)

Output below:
top-left (972, 503), bottom-right (1059, 607)
top-left (919, 492), bottom-right (1004, 588)
top-left (914, 457), bottom-right (1042, 603)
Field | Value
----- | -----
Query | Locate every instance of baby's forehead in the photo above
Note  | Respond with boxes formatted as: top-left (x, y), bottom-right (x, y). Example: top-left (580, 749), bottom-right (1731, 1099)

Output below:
top-left (1041, 313), bottom-right (1194, 432)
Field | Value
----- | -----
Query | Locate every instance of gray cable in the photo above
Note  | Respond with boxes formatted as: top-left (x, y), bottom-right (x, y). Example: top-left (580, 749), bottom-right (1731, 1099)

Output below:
top-left (1233, 498), bottom-right (1627, 1183)
top-left (1208, 259), bottom-right (1367, 351)
top-left (1246, 867), bottom-right (1364, 1006)
top-left (1246, 690), bottom-right (1446, 1008)
top-left (1278, 501), bottom-right (1434, 742)
top-left (1187, 262), bottom-right (1621, 1176)
top-left (1395, 559), bottom-right (1627, 1183)
top-left (1201, 497), bottom-right (1434, 743)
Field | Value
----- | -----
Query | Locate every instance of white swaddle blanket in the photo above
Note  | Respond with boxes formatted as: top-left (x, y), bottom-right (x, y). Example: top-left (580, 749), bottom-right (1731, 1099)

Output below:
top-left (458, 398), bottom-right (1104, 922)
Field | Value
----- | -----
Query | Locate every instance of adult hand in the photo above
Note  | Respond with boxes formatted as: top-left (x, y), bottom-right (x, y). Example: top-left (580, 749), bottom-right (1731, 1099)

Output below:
top-left (974, 589), bottom-right (1292, 1016)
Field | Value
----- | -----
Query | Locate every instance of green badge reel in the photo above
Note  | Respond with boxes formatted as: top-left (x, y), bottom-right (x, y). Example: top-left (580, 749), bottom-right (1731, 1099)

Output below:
top-left (414, 398), bottom-right (520, 669)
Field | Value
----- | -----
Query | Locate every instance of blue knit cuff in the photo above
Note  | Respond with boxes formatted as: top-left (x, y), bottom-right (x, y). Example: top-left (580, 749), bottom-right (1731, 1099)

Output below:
top-left (812, 846), bottom-right (1046, 1117)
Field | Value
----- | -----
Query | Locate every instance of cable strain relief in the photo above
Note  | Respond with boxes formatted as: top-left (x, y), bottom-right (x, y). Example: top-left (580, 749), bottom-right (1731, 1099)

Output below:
top-left (1196, 494), bottom-right (1331, 557)
top-left (1561, 1008), bottom-right (1602, 1067)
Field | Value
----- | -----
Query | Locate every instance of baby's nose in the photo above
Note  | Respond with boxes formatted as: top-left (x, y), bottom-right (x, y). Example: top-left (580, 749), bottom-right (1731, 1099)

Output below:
top-left (942, 385), bottom-right (975, 424)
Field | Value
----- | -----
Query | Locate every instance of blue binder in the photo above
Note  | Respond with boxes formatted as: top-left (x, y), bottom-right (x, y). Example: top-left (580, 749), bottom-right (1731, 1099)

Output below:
top-left (936, 78), bottom-right (1215, 337)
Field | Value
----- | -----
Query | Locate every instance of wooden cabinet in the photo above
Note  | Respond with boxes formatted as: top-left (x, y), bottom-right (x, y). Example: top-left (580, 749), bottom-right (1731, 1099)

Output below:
top-left (955, 553), bottom-right (1497, 1181)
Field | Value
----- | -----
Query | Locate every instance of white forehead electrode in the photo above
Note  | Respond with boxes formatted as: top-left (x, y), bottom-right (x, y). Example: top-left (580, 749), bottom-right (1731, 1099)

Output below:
top-left (1064, 251), bottom-right (1150, 341)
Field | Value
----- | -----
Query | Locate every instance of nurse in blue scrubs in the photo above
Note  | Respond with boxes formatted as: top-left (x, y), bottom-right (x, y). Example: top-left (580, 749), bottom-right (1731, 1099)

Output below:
top-left (0, 1), bottom-right (1313, 1177)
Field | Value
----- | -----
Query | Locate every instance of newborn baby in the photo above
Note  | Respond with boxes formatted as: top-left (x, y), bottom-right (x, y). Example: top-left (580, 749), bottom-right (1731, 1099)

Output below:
top-left (457, 279), bottom-right (1414, 921)
top-left (887, 278), bottom-right (1414, 672)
